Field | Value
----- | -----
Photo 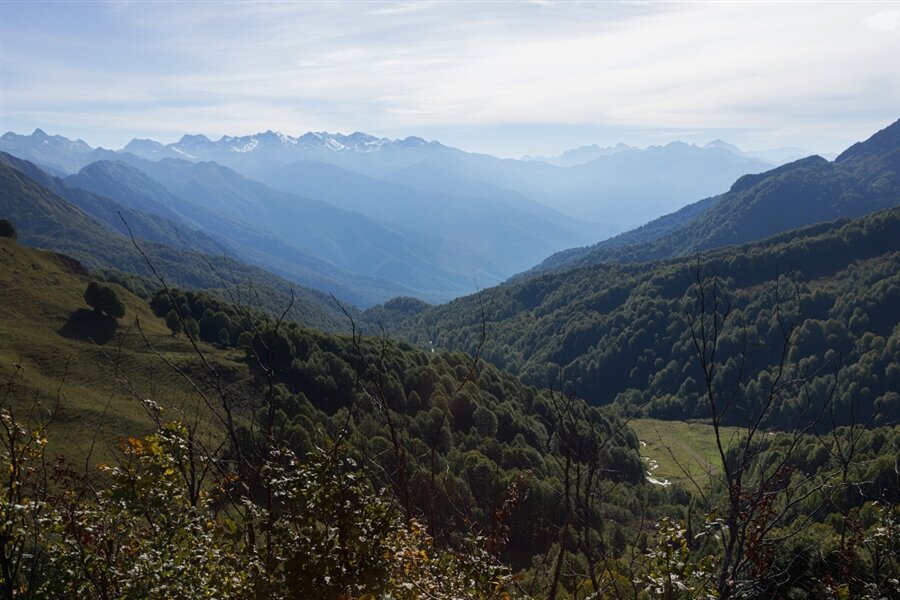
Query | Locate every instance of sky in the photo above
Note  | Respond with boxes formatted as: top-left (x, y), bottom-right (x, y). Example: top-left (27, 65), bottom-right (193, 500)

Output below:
top-left (1, 1), bottom-right (898, 158)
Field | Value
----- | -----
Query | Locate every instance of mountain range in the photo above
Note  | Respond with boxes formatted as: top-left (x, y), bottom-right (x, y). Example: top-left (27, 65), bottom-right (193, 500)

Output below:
top-left (116, 130), bottom-right (772, 227)
top-left (1, 126), bottom-right (783, 306)
top-left (0, 154), bottom-right (356, 331)
top-left (531, 119), bottom-right (900, 273)
top-left (524, 140), bottom-right (827, 168)
top-left (63, 156), bottom-right (472, 304)
top-left (355, 119), bottom-right (900, 429)
top-left (2, 121), bottom-right (895, 315)
top-left (2, 126), bottom-right (774, 229)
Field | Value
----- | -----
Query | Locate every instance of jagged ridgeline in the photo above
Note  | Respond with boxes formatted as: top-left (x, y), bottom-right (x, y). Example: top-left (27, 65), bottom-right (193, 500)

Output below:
top-left (374, 206), bottom-right (900, 428)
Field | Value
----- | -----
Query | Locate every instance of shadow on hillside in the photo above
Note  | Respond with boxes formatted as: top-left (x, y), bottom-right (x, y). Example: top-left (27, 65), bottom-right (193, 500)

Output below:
top-left (58, 309), bottom-right (117, 345)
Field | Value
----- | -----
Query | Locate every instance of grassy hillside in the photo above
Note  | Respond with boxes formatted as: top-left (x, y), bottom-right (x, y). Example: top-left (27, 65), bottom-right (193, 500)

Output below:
top-left (0, 237), bottom-right (247, 461)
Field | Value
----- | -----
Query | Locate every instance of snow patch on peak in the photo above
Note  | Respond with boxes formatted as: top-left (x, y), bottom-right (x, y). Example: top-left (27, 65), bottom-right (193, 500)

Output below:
top-left (294, 130), bottom-right (397, 152)
top-left (276, 132), bottom-right (296, 145)
top-left (258, 130), bottom-right (284, 142)
top-left (171, 146), bottom-right (197, 160)
top-left (230, 138), bottom-right (259, 153)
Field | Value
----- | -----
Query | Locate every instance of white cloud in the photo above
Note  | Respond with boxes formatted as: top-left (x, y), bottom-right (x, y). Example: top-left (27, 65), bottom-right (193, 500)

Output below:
top-left (862, 10), bottom-right (899, 31)
top-left (1, 0), bottom-right (897, 155)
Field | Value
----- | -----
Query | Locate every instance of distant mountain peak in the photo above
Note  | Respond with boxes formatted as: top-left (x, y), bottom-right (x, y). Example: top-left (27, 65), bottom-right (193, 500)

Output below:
top-left (527, 142), bottom-right (634, 166)
top-left (123, 138), bottom-right (167, 152)
top-left (345, 131), bottom-right (378, 142)
top-left (704, 139), bottom-right (744, 155)
top-left (399, 136), bottom-right (429, 147)
top-left (178, 133), bottom-right (211, 144)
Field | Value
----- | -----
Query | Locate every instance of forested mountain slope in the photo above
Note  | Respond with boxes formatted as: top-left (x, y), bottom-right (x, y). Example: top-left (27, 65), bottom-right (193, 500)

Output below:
top-left (4, 214), bottom-right (896, 598)
top-left (372, 207), bottom-right (900, 428)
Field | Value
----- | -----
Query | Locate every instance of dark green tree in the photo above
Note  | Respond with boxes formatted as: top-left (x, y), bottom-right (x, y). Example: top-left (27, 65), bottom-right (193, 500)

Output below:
top-left (83, 281), bottom-right (125, 319)
top-left (184, 318), bottom-right (200, 340)
top-left (473, 405), bottom-right (499, 438)
top-left (165, 309), bottom-right (181, 337)
top-left (0, 219), bottom-right (16, 240)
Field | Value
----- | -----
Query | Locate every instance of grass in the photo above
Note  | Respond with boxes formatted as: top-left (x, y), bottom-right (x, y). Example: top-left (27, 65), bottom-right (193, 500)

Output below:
top-left (630, 418), bottom-right (741, 490)
top-left (0, 238), bottom-right (247, 464)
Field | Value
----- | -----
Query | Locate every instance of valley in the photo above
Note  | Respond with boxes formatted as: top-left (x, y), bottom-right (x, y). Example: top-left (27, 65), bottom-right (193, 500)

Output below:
top-left (1, 86), bottom-right (898, 600)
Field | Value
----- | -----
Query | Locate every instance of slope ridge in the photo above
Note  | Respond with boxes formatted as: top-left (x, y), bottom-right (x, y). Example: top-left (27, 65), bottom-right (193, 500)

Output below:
top-left (373, 206), bottom-right (900, 429)
top-left (0, 161), bottom-right (356, 330)
top-left (533, 119), bottom-right (900, 273)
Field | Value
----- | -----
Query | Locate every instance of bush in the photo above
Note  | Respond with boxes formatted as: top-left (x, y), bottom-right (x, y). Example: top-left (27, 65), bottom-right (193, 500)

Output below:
top-left (84, 281), bottom-right (125, 319)
top-left (165, 309), bottom-right (181, 336)
top-left (0, 219), bottom-right (16, 240)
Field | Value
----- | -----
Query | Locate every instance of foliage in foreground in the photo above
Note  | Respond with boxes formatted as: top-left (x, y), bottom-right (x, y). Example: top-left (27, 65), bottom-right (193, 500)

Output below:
top-left (0, 407), bottom-right (512, 599)
top-left (1, 238), bottom-right (899, 597)
top-left (1, 403), bottom-right (898, 599)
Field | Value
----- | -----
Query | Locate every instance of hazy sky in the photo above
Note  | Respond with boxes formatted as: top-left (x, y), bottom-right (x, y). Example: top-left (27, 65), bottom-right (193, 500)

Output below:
top-left (1, 1), bottom-right (898, 157)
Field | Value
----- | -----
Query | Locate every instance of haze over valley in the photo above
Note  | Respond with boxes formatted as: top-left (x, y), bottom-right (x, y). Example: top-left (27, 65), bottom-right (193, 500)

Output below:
top-left (1, 125), bottom-right (824, 305)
